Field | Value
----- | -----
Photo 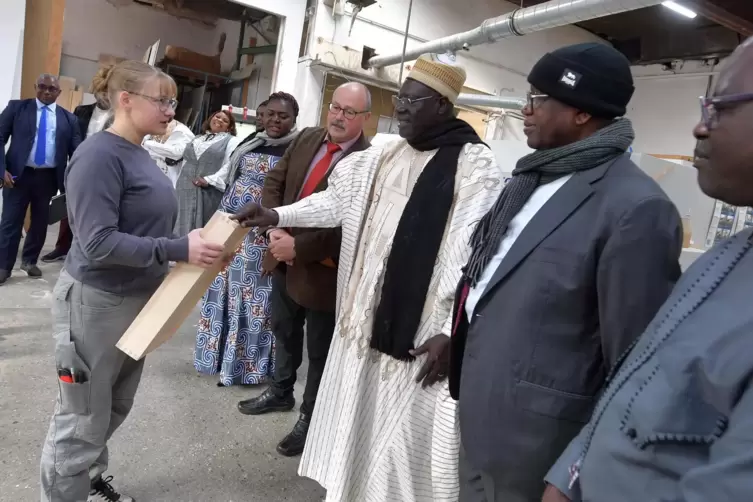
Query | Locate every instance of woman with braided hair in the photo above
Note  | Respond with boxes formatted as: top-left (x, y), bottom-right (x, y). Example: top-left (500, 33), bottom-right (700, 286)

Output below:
top-left (195, 92), bottom-right (300, 387)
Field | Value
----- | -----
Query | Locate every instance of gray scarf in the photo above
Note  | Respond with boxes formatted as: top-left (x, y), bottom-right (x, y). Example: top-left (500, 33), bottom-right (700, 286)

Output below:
top-left (464, 118), bottom-right (635, 286)
top-left (225, 127), bottom-right (299, 186)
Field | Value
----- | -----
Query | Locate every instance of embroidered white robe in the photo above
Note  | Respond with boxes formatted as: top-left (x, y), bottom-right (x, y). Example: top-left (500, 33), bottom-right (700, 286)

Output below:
top-left (273, 138), bottom-right (504, 502)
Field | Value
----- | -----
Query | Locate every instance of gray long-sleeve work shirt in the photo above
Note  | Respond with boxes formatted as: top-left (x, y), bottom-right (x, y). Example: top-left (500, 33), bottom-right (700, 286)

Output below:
top-left (547, 229), bottom-right (753, 502)
top-left (64, 131), bottom-right (188, 295)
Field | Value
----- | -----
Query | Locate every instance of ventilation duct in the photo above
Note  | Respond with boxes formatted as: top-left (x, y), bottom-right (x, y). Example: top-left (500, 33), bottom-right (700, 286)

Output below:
top-left (367, 0), bottom-right (662, 68)
top-left (456, 94), bottom-right (526, 109)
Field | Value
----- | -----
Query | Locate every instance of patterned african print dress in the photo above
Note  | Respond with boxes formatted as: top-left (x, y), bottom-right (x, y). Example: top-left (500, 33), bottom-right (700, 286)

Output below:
top-left (194, 143), bottom-right (289, 386)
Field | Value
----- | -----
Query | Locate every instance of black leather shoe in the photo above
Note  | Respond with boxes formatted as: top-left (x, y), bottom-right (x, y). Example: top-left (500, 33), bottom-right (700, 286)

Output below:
top-left (276, 413), bottom-right (311, 457)
top-left (20, 263), bottom-right (42, 278)
top-left (42, 249), bottom-right (67, 263)
top-left (0, 270), bottom-right (9, 285)
top-left (237, 388), bottom-right (294, 416)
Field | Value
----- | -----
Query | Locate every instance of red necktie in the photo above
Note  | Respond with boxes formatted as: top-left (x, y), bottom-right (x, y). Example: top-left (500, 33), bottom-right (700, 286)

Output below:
top-left (299, 142), bottom-right (341, 200)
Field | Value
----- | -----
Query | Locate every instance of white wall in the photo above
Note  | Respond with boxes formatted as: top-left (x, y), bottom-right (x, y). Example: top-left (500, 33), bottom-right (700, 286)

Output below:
top-left (626, 61), bottom-right (716, 157)
top-left (60, 0), bottom-right (244, 86)
top-left (0, 0), bottom-right (26, 106)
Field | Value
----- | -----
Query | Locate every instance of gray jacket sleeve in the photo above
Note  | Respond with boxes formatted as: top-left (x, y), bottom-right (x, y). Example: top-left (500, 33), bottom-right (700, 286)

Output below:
top-left (67, 148), bottom-right (188, 266)
top-left (596, 196), bottom-right (682, 369)
top-left (544, 426), bottom-right (587, 501)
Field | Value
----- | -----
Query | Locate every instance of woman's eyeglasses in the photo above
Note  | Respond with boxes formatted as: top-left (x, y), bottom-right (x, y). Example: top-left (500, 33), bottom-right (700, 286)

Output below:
top-left (699, 93), bottom-right (753, 130)
top-left (131, 92), bottom-right (179, 112)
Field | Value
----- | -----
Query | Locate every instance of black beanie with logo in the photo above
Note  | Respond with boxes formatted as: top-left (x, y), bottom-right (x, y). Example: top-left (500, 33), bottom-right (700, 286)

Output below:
top-left (527, 42), bottom-right (635, 118)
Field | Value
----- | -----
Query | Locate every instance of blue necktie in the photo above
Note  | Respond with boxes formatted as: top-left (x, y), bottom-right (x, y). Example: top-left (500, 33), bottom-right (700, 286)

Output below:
top-left (34, 106), bottom-right (48, 166)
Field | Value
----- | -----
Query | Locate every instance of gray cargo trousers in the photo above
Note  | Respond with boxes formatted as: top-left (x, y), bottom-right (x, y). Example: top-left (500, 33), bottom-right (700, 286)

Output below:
top-left (40, 271), bottom-right (151, 502)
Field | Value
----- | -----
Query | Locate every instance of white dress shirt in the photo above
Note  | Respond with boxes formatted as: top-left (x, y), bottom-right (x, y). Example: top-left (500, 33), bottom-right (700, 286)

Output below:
top-left (465, 174), bottom-right (573, 319)
top-left (86, 106), bottom-right (111, 138)
top-left (143, 122), bottom-right (196, 187)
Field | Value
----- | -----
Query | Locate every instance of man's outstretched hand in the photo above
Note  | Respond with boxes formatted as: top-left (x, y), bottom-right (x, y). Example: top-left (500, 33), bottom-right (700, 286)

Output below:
top-left (231, 203), bottom-right (280, 228)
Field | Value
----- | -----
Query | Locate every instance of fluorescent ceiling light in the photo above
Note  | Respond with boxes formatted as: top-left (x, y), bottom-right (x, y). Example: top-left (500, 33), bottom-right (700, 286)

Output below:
top-left (662, 1), bottom-right (697, 19)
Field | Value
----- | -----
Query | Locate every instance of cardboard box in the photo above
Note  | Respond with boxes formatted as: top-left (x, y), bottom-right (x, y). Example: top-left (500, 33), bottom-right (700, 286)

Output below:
top-left (116, 212), bottom-right (250, 360)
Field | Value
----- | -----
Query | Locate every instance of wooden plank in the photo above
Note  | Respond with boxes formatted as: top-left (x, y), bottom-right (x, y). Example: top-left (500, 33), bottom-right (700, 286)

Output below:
top-left (21, 0), bottom-right (66, 99)
top-left (117, 212), bottom-right (249, 360)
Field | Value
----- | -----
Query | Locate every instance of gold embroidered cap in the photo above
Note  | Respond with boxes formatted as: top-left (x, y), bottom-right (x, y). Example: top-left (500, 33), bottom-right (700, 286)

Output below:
top-left (407, 53), bottom-right (466, 104)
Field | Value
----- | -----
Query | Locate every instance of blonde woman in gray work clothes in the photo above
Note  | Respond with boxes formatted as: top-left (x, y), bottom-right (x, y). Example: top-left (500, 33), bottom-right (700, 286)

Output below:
top-left (39, 60), bottom-right (225, 502)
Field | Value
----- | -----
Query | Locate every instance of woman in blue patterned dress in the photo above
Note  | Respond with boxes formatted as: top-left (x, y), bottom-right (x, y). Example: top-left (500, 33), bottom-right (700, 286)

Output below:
top-left (194, 92), bottom-right (300, 386)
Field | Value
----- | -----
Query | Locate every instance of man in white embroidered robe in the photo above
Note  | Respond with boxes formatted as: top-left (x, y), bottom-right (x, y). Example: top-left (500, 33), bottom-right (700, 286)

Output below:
top-left (234, 54), bottom-right (504, 501)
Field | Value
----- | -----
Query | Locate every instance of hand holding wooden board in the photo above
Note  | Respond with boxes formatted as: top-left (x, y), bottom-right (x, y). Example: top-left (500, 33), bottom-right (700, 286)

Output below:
top-left (117, 211), bottom-right (250, 360)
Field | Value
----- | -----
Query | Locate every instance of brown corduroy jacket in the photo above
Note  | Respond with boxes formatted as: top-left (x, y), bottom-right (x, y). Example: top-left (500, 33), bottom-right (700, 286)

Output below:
top-left (261, 126), bottom-right (371, 312)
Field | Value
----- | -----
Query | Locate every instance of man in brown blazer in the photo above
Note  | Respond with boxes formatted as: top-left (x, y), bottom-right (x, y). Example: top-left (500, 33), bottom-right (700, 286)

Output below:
top-left (238, 82), bottom-right (372, 456)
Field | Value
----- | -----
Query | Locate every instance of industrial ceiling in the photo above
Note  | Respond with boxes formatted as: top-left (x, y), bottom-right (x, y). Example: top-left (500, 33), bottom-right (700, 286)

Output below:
top-left (518, 0), bottom-right (751, 64)
top-left (110, 0), bottom-right (269, 26)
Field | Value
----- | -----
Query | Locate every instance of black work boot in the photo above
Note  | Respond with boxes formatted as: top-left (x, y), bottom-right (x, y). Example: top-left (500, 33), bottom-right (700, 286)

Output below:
top-left (237, 388), bottom-right (294, 415)
top-left (0, 270), bottom-right (9, 285)
top-left (276, 413), bottom-right (311, 457)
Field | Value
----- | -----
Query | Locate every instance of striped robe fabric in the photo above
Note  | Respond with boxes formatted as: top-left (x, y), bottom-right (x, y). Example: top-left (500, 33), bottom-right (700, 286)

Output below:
top-left (274, 138), bottom-right (504, 502)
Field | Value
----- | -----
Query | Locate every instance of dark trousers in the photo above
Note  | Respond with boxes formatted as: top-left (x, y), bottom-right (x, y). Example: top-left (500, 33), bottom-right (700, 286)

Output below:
top-left (0, 167), bottom-right (58, 271)
top-left (270, 271), bottom-right (336, 417)
top-left (54, 217), bottom-right (73, 253)
top-left (459, 445), bottom-right (531, 502)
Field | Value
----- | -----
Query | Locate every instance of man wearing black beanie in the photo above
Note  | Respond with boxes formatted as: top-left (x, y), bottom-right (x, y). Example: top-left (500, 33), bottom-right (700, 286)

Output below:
top-left (449, 43), bottom-right (684, 502)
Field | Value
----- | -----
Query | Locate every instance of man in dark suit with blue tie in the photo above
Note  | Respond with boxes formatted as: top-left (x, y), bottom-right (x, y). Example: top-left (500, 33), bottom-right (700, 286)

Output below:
top-left (0, 74), bottom-right (81, 285)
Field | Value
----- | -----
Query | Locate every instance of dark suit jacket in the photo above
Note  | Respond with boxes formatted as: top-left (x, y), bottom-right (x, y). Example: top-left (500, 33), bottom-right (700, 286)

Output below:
top-left (261, 127), bottom-right (370, 311)
top-left (73, 103), bottom-right (97, 139)
top-left (449, 154), bottom-right (683, 499)
top-left (0, 99), bottom-right (81, 191)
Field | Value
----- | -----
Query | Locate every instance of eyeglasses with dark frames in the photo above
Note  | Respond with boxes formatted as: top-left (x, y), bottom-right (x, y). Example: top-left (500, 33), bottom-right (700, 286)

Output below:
top-left (699, 93), bottom-right (753, 130)
top-left (130, 92), bottom-right (179, 112)
top-left (328, 103), bottom-right (369, 120)
top-left (526, 91), bottom-right (549, 110)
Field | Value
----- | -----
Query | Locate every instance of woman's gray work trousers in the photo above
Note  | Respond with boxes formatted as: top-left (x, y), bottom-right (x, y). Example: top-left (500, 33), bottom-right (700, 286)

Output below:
top-left (40, 270), bottom-right (150, 502)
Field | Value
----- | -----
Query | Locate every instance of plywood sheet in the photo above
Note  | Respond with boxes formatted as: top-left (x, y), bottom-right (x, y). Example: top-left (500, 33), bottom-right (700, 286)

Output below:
top-left (21, 0), bottom-right (66, 99)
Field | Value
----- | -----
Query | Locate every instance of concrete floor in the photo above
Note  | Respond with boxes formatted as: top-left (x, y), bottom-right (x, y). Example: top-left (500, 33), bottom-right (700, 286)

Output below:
top-left (0, 226), bottom-right (326, 502)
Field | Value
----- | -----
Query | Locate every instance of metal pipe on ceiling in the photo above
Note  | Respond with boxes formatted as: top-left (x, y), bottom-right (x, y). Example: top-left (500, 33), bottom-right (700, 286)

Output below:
top-left (389, 0), bottom-right (415, 132)
top-left (367, 0), bottom-right (663, 68)
top-left (455, 94), bottom-right (526, 109)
